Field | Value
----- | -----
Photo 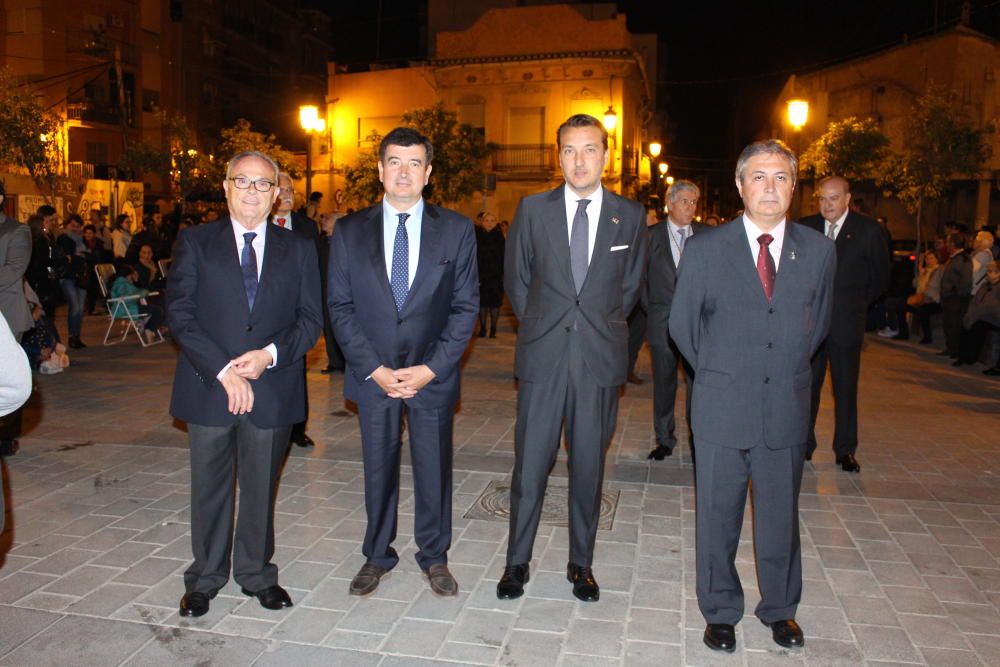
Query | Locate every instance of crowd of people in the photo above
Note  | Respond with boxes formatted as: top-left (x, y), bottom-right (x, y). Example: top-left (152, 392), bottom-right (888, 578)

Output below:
top-left (2, 111), bottom-right (999, 658)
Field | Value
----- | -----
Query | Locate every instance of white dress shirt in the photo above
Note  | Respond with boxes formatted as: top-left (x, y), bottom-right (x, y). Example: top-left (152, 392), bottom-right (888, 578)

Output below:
top-left (825, 210), bottom-right (848, 240)
top-left (666, 217), bottom-right (692, 267)
top-left (742, 215), bottom-right (786, 272)
top-left (216, 218), bottom-right (277, 380)
top-left (382, 197), bottom-right (423, 286)
top-left (272, 211), bottom-right (294, 231)
top-left (563, 183), bottom-right (603, 263)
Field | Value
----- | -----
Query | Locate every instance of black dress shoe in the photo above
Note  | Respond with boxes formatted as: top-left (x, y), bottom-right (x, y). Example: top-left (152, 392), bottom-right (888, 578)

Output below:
top-left (805, 450), bottom-right (813, 461)
top-left (68, 337), bottom-right (86, 349)
top-left (762, 618), bottom-right (804, 648)
top-left (241, 584), bottom-right (293, 610)
top-left (0, 440), bottom-right (18, 457)
top-left (566, 563), bottom-right (599, 602)
top-left (703, 623), bottom-right (736, 652)
top-left (350, 562), bottom-right (388, 596)
top-left (497, 563), bottom-right (529, 599)
top-left (292, 433), bottom-right (315, 448)
top-left (836, 454), bottom-right (861, 473)
top-left (647, 445), bottom-right (673, 460)
top-left (179, 590), bottom-right (215, 617)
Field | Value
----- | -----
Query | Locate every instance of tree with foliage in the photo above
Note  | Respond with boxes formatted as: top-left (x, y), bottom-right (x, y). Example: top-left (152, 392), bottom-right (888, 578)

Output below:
top-left (877, 84), bottom-right (992, 245)
top-left (161, 113), bottom-right (214, 215)
top-left (0, 68), bottom-right (70, 202)
top-left (210, 119), bottom-right (302, 183)
top-left (119, 139), bottom-right (169, 180)
top-left (345, 103), bottom-right (495, 207)
top-left (799, 116), bottom-right (890, 180)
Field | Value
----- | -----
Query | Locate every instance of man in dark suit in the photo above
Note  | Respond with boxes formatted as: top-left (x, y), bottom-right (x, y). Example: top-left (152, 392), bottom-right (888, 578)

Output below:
top-left (269, 172), bottom-right (321, 448)
top-left (670, 140), bottom-right (835, 652)
top-left (329, 127), bottom-right (478, 598)
top-left (800, 176), bottom-right (888, 472)
top-left (645, 180), bottom-right (706, 461)
top-left (497, 114), bottom-right (647, 603)
top-left (167, 150), bottom-right (322, 618)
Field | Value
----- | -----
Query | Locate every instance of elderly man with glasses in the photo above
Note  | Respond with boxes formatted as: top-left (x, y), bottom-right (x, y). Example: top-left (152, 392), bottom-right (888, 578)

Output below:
top-left (167, 151), bottom-right (322, 619)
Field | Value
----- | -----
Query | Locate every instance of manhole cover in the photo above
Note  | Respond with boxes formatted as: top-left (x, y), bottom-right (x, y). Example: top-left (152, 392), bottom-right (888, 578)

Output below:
top-left (464, 479), bottom-right (619, 530)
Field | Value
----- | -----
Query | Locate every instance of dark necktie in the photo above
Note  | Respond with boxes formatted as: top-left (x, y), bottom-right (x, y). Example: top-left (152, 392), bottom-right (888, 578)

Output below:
top-left (390, 212), bottom-right (410, 311)
top-left (241, 231), bottom-right (258, 310)
top-left (756, 233), bottom-right (776, 301)
top-left (570, 199), bottom-right (590, 293)
top-left (677, 227), bottom-right (688, 252)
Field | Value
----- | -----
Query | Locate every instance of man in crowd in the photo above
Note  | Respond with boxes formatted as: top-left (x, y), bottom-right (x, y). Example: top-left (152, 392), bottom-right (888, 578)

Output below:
top-left (497, 114), bottom-right (646, 602)
top-left (670, 140), bottom-right (835, 652)
top-left (800, 176), bottom-right (888, 472)
top-left (329, 127), bottom-right (478, 598)
top-left (0, 180), bottom-right (34, 457)
top-left (645, 179), bottom-right (706, 462)
top-left (269, 172), bottom-right (320, 448)
top-left (167, 150), bottom-right (321, 618)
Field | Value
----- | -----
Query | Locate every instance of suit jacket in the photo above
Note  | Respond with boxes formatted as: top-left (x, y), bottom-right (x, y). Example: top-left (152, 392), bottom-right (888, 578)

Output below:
top-left (940, 250), bottom-right (973, 299)
top-left (167, 217), bottom-right (322, 427)
top-left (269, 211), bottom-right (319, 242)
top-left (643, 220), bottom-right (708, 344)
top-left (505, 186), bottom-right (647, 387)
top-left (799, 210), bottom-right (888, 343)
top-left (669, 219), bottom-right (835, 449)
top-left (0, 214), bottom-right (33, 335)
top-left (328, 202), bottom-right (479, 409)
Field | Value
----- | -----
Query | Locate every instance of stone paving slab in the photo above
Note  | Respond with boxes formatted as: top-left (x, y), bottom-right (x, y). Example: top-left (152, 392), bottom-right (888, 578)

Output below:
top-left (0, 316), bottom-right (999, 665)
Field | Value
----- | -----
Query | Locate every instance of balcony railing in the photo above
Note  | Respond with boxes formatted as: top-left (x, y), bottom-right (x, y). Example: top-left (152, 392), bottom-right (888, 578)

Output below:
top-left (68, 162), bottom-right (95, 180)
top-left (491, 144), bottom-right (555, 173)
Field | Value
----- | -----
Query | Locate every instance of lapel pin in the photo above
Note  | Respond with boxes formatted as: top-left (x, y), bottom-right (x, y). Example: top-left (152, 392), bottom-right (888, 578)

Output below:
top-left (611, 216), bottom-right (620, 225)
top-left (789, 251), bottom-right (798, 261)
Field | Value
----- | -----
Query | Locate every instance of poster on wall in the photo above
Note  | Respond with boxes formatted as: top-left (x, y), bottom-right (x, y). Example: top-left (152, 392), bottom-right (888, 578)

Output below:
top-left (16, 195), bottom-right (64, 223)
top-left (64, 180), bottom-right (145, 229)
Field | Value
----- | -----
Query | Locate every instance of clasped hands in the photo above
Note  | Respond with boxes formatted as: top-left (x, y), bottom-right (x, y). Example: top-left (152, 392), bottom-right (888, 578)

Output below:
top-left (220, 349), bottom-right (273, 414)
top-left (371, 364), bottom-right (436, 399)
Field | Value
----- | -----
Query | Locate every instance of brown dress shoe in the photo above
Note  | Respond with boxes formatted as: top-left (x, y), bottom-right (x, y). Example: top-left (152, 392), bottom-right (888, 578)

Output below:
top-left (349, 562), bottom-right (388, 596)
top-left (424, 563), bottom-right (458, 596)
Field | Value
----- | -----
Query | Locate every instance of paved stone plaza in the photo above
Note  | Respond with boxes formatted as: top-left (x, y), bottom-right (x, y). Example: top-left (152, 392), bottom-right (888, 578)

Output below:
top-left (1, 315), bottom-right (999, 666)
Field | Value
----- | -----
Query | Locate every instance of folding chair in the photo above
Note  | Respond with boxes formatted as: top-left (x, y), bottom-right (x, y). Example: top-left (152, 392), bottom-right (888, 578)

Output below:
top-left (158, 258), bottom-right (171, 278)
top-left (94, 263), bottom-right (165, 347)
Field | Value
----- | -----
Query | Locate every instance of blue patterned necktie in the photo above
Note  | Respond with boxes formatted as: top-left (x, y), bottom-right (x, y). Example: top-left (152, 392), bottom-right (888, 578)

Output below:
top-left (677, 226), bottom-right (688, 252)
top-left (390, 213), bottom-right (410, 311)
top-left (241, 232), bottom-right (258, 310)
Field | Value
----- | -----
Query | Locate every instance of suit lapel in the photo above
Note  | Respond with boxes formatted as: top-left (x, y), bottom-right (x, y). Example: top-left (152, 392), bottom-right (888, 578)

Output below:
top-left (254, 224), bottom-right (286, 314)
top-left (209, 219), bottom-right (251, 318)
top-left (835, 213), bottom-right (855, 252)
top-left (404, 204), bottom-right (443, 312)
top-left (581, 188), bottom-right (622, 291)
top-left (722, 218), bottom-right (771, 308)
top-left (771, 224), bottom-right (803, 306)
top-left (366, 204), bottom-right (396, 308)
top-left (542, 187), bottom-right (575, 290)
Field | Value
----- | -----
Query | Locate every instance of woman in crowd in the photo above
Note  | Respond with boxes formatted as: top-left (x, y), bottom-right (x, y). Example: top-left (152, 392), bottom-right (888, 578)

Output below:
top-left (25, 214), bottom-right (60, 335)
top-left (135, 244), bottom-right (166, 291)
top-left (111, 214), bottom-right (132, 261)
top-left (109, 264), bottom-right (165, 345)
top-left (971, 230), bottom-right (996, 295)
top-left (909, 250), bottom-right (944, 344)
top-left (55, 214), bottom-right (88, 349)
top-left (955, 260), bottom-right (1000, 369)
top-left (81, 223), bottom-right (107, 315)
top-left (475, 210), bottom-right (505, 338)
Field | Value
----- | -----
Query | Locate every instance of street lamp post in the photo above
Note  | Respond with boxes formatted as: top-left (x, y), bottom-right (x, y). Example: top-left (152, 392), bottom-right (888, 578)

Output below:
top-left (299, 105), bottom-right (326, 200)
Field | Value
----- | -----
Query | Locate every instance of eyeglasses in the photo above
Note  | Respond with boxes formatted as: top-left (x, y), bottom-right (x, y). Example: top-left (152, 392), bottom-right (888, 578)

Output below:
top-left (278, 187), bottom-right (294, 195)
top-left (228, 176), bottom-right (275, 193)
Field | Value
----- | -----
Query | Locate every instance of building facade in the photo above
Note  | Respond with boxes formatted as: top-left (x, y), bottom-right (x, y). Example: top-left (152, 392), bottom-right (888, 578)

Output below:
top-left (773, 25), bottom-right (1000, 237)
top-left (1, 0), bottom-right (328, 219)
top-left (321, 4), bottom-right (657, 221)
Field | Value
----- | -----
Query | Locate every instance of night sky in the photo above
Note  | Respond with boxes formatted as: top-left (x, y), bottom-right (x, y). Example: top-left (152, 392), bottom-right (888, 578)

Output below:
top-left (315, 0), bottom-right (1000, 176)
